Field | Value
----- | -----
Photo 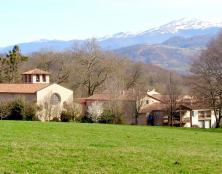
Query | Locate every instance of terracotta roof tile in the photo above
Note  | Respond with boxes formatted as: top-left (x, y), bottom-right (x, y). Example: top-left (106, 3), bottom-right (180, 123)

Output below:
top-left (86, 93), bottom-right (111, 100)
top-left (0, 83), bottom-right (50, 93)
top-left (139, 103), bottom-right (167, 114)
top-left (21, 69), bottom-right (51, 75)
top-left (74, 98), bottom-right (86, 104)
top-left (86, 90), bottom-right (148, 101)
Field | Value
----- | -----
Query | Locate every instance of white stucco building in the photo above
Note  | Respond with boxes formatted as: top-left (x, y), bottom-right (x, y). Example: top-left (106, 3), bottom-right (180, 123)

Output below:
top-left (0, 69), bottom-right (73, 121)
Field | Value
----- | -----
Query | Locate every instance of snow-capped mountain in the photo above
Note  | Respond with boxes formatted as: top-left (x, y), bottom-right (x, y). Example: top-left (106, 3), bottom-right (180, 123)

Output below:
top-left (0, 17), bottom-right (221, 53)
top-left (99, 17), bottom-right (222, 41)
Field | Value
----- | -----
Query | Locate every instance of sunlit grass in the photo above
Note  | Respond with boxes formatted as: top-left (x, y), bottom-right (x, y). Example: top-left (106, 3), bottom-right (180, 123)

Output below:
top-left (0, 121), bottom-right (222, 173)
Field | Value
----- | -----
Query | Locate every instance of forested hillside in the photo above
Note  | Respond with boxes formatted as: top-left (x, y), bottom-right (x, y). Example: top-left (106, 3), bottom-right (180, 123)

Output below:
top-left (161, 34), bottom-right (215, 48)
top-left (114, 44), bottom-right (200, 73)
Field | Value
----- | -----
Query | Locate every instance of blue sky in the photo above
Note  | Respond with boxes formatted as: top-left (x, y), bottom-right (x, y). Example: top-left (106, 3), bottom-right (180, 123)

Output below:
top-left (0, 0), bottom-right (222, 47)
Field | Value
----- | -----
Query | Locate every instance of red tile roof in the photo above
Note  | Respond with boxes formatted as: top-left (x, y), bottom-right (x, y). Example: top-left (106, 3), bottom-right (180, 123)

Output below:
top-left (139, 103), bottom-right (167, 114)
top-left (0, 83), bottom-right (50, 93)
top-left (85, 90), bottom-right (148, 101)
top-left (74, 98), bottom-right (87, 104)
top-left (86, 93), bottom-right (111, 100)
top-left (21, 69), bottom-right (51, 75)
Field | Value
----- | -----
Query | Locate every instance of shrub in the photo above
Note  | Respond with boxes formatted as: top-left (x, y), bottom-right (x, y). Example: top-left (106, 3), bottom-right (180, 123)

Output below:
top-left (81, 116), bottom-right (93, 123)
top-left (52, 117), bottom-right (60, 122)
top-left (22, 102), bottom-right (41, 121)
top-left (9, 97), bottom-right (26, 120)
top-left (99, 110), bottom-right (115, 124)
top-left (60, 111), bottom-right (71, 122)
top-left (0, 101), bottom-right (13, 120)
top-left (0, 97), bottom-right (41, 121)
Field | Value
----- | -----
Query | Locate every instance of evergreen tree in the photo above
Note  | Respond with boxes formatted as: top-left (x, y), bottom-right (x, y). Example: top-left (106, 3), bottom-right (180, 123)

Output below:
top-left (1, 45), bottom-right (28, 83)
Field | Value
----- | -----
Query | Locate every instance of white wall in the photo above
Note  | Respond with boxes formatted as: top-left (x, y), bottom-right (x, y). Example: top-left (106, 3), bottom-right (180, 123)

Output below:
top-left (36, 83), bottom-right (73, 121)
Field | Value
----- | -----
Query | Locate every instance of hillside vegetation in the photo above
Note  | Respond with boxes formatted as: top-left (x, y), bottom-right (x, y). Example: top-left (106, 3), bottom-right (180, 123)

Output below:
top-left (0, 121), bottom-right (222, 173)
top-left (161, 34), bottom-right (215, 48)
top-left (114, 44), bottom-right (201, 72)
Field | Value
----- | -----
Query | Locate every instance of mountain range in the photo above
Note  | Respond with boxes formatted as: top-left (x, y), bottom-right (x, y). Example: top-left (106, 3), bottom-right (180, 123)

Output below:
top-left (0, 17), bottom-right (221, 54)
top-left (0, 17), bottom-right (221, 73)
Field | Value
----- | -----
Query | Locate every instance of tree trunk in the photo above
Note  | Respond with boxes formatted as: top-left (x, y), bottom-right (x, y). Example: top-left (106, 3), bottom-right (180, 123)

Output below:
top-left (135, 116), bottom-right (138, 125)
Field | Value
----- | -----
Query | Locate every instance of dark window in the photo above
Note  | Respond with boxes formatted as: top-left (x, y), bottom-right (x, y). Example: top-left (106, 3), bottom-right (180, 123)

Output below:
top-left (148, 115), bottom-right (153, 120)
top-left (36, 75), bottom-right (40, 82)
top-left (50, 93), bottom-right (61, 105)
top-left (43, 75), bottom-right (46, 82)
top-left (28, 75), bottom-right (31, 82)
top-left (146, 100), bottom-right (149, 105)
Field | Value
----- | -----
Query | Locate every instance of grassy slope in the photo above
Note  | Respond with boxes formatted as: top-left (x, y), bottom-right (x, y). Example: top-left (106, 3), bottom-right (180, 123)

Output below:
top-left (0, 121), bottom-right (222, 173)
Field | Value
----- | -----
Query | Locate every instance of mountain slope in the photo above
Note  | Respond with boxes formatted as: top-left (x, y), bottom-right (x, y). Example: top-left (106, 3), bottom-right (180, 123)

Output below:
top-left (114, 44), bottom-right (201, 73)
top-left (99, 17), bottom-right (222, 49)
top-left (161, 34), bottom-right (215, 48)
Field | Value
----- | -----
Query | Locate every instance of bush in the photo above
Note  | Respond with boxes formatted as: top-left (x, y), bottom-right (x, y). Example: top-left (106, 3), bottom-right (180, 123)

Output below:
top-left (22, 102), bottom-right (41, 121)
top-left (99, 110), bottom-right (124, 124)
top-left (60, 111), bottom-right (72, 122)
top-left (0, 101), bottom-right (13, 120)
top-left (99, 110), bottom-right (115, 124)
top-left (0, 97), bottom-right (41, 121)
top-left (8, 97), bottom-right (26, 120)
top-left (52, 117), bottom-right (60, 122)
top-left (81, 116), bottom-right (93, 123)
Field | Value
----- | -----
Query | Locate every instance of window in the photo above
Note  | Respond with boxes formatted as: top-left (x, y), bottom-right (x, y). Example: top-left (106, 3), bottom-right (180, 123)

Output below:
top-left (50, 93), bottom-right (61, 105)
top-left (43, 75), bottom-right (46, 82)
top-left (28, 75), bottom-right (31, 82)
top-left (36, 75), bottom-right (40, 82)
top-left (146, 100), bottom-right (149, 105)
top-left (25, 75), bottom-right (27, 82)
top-left (148, 115), bottom-right (153, 120)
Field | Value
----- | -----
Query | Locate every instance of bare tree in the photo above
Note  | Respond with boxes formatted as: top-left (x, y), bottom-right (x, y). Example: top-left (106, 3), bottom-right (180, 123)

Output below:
top-left (162, 74), bottom-right (182, 126)
top-left (123, 90), bottom-right (146, 125)
top-left (124, 63), bottom-right (143, 90)
top-left (70, 38), bottom-right (126, 97)
top-left (189, 31), bottom-right (222, 127)
top-left (26, 49), bottom-right (72, 85)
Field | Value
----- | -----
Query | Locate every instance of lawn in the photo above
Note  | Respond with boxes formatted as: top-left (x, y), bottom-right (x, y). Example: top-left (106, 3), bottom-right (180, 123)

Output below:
top-left (0, 121), bottom-right (222, 173)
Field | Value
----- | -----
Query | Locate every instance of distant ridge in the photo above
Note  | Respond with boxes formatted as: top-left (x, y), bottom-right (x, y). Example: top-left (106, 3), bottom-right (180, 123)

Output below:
top-left (161, 34), bottom-right (216, 48)
top-left (0, 17), bottom-right (221, 54)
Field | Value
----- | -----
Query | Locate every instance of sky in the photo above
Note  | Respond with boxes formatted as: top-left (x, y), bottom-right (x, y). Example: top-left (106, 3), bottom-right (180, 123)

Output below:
top-left (0, 0), bottom-right (222, 47)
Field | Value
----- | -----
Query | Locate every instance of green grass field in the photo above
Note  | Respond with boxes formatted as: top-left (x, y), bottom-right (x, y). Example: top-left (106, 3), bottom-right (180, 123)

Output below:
top-left (0, 121), bottom-right (222, 174)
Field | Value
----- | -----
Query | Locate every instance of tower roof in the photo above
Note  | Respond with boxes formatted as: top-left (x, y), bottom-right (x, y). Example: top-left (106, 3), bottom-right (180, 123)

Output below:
top-left (21, 69), bottom-right (51, 75)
